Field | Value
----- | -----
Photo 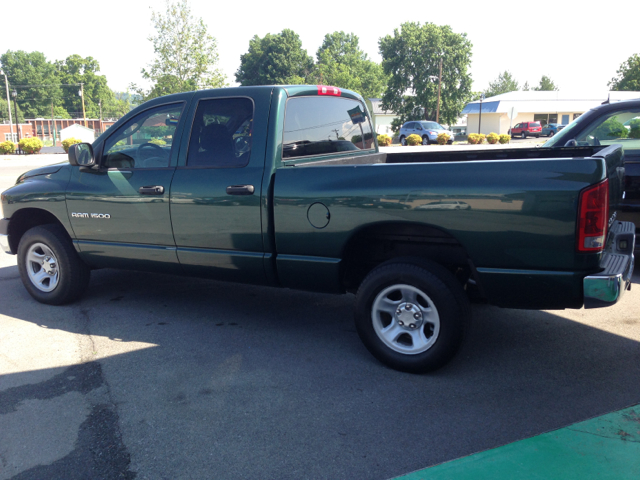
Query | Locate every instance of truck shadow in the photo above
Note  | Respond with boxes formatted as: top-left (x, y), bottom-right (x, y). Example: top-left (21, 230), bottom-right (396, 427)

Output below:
top-left (1, 264), bottom-right (639, 479)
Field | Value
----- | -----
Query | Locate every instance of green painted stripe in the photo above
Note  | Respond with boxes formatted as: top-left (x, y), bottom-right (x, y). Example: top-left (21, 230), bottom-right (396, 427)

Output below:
top-left (394, 405), bottom-right (640, 480)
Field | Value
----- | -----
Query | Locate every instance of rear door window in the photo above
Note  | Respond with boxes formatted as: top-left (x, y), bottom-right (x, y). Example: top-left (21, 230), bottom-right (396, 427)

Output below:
top-left (186, 97), bottom-right (254, 168)
top-left (283, 96), bottom-right (374, 160)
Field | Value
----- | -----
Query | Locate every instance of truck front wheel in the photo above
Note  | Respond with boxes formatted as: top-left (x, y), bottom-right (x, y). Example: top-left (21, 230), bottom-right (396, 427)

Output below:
top-left (354, 259), bottom-right (469, 373)
top-left (17, 224), bottom-right (90, 305)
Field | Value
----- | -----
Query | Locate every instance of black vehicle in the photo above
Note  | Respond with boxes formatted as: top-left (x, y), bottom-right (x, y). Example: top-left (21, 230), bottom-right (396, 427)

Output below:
top-left (542, 98), bottom-right (640, 237)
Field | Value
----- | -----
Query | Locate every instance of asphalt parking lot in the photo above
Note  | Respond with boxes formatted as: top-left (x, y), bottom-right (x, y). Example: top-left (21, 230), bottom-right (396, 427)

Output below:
top-left (1, 154), bottom-right (639, 479)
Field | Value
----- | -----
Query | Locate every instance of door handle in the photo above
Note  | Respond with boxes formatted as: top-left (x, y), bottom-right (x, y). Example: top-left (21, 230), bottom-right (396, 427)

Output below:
top-left (226, 185), bottom-right (255, 195)
top-left (139, 185), bottom-right (165, 195)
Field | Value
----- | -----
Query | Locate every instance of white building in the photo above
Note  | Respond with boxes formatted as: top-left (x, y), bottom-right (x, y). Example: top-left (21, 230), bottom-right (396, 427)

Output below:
top-left (367, 98), bottom-right (396, 136)
top-left (60, 123), bottom-right (96, 144)
top-left (463, 91), bottom-right (640, 135)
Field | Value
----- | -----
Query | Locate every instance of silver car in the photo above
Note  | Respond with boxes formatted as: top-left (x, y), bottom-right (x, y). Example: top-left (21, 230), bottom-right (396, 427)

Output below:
top-left (399, 121), bottom-right (455, 145)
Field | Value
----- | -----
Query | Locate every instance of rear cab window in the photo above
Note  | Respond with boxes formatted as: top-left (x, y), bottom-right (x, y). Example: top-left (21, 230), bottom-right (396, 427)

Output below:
top-left (282, 95), bottom-right (374, 162)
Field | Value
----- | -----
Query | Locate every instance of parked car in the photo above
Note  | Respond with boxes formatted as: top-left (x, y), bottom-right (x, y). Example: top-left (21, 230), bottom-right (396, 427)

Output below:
top-left (0, 85), bottom-right (633, 373)
top-left (541, 123), bottom-right (565, 137)
top-left (542, 98), bottom-right (640, 237)
top-left (509, 121), bottom-right (542, 138)
top-left (399, 121), bottom-right (455, 145)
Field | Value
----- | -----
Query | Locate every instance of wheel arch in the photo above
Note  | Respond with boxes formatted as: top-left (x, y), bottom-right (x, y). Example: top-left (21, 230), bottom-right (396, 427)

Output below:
top-left (7, 208), bottom-right (72, 254)
top-left (340, 221), bottom-right (479, 294)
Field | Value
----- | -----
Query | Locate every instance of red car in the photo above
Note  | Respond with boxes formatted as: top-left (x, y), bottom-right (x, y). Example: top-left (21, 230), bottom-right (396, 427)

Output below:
top-left (509, 121), bottom-right (542, 138)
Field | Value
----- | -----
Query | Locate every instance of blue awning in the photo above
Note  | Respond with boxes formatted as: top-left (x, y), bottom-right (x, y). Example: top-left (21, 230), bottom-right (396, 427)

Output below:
top-left (462, 101), bottom-right (500, 114)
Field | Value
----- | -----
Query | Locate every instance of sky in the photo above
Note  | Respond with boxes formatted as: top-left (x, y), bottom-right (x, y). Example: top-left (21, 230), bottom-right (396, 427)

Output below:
top-left (2, 0), bottom-right (639, 98)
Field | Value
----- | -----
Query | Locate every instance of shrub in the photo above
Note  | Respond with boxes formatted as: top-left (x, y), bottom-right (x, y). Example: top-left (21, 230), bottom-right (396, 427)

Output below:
top-left (149, 138), bottom-right (167, 146)
top-left (467, 133), bottom-right (485, 144)
top-left (0, 140), bottom-right (16, 154)
top-left (498, 134), bottom-right (510, 144)
top-left (62, 137), bottom-right (82, 153)
top-left (486, 132), bottom-right (499, 144)
top-left (629, 119), bottom-right (640, 139)
top-left (594, 116), bottom-right (627, 140)
top-left (377, 134), bottom-right (392, 146)
top-left (18, 137), bottom-right (44, 154)
top-left (436, 133), bottom-right (451, 145)
top-left (406, 134), bottom-right (422, 146)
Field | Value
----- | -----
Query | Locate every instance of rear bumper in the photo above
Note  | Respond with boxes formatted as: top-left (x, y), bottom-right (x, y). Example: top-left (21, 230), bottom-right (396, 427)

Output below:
top-left (583, 221), bottom-right (635, 308)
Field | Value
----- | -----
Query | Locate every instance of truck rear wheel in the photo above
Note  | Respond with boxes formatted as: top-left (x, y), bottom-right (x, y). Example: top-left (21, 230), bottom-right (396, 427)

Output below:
top-left (17, 224), bottom-right (90, 305)
top-left (354, 259), bottom-right (469, 373)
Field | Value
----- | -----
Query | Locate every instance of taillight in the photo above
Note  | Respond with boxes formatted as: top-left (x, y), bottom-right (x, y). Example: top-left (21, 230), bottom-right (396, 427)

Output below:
top-left (577, 179), bottom-right (609, 252)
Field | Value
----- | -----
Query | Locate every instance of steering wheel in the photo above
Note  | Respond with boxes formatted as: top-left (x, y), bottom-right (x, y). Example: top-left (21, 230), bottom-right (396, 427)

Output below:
top-left (137, 142), bottom-right (168, 167)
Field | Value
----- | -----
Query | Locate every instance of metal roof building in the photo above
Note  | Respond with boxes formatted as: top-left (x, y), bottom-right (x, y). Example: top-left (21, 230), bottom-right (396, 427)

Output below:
top-left (463, 91), bottom-right (640, 135)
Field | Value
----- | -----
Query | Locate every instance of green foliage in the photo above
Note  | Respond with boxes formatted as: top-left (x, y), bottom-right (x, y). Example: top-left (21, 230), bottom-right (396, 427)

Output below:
top-left (594, 116), bottom-right (628, 139)
top-left (133, 0), bottom-right (226, 100)
top-left (309, 31), bottom-right (387, 98)
top-left (377, 134), bottom-right (392, 146)
top-left (498, 134), bottom-right (510, 144)
top-left (467, 133), bottom-right (485, 144)
top-left (436, 133), bottom-right (450, 145)
top-left (0, 50), bottom-right (65, 119)
top-left (486, 132), bottom-right (499, 144)
top-left (149, 138), bottom-right (167, 146)
top-left (0, 98), bottom-right (24, 123)
top-left (534, 75), bottom-right (558, 91)
top-left (522, 81), bottom-right (530, 91)
top-left (55, 54), bottom-right (113, 118)
top-left (0, 140), bottom-right (16, 154)
top-left (484, 71), bottom-right (519, 98)
top-left (609, 54), bottom-right (640, 91)
top-left (18, 137), bottom-right (43, 154)
top-left (380, 22), bottom-right (474, 129)
top-left (62, 137), bottom-right (82, 153)
top-left (236, 29), bottom-right (314, 86)
top-left (406, 134), bottom-right (422, 146)
top-left (628, 119), bottom-right (640, 139)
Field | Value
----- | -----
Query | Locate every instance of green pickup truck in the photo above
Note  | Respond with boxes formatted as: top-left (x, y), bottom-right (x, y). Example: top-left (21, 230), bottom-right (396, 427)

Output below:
top-left (0, 85), bottom-right (635, 372)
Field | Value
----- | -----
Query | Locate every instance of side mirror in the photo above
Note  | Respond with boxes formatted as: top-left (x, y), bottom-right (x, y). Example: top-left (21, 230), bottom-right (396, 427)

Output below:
top-left (564, 139), bottom-right (578, 147)
top-left (68, 143), bottom-right (95, 167)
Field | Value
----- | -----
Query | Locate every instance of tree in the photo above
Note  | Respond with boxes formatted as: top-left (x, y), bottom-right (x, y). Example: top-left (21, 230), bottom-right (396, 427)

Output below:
top-left (309, 31), bottom-right (387, 98)
top-left (609, 54), bottom-right (640, 91)
top-left (134, 0), bottom-right (226, 100)
top-left (484, 71), bottom-right (519, 98)
top-left (55, 55), bottom-right (115, 118)
top-left (0, 50), bottom-right (65, 118)
top-left (0, 98), bottom-right (24, 123)
top-left (379, 22), bottom-right (473, 129)
top-left (534, 75), bottom-right (558, 91)
top-left (522, 81), bottom-right (530, 91)
top-left (236, 29), bottom-right (314, 85)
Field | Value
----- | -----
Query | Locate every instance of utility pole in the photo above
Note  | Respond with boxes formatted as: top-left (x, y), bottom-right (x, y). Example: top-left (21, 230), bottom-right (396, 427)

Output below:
top-left (436, 57), bottom-right (442, 124)
top-left (51, 101), bottom-right (57, 147)
top-left (12, 89), bottom-right (20, 153)
top-left (99, 100), bottom-right (103, 135)
top-left (80, 83), bottom-right (87, 127)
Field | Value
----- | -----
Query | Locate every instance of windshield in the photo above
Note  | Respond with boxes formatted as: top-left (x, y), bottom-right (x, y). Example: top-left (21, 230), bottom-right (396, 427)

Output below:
top-left (542, 113), bottom-right (590, 147)
top-left (421, 122), bottom-right (444, 130)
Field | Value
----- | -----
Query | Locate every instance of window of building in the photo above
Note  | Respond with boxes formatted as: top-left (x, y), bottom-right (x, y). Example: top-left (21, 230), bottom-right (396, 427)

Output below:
top-left (186, 97), bottom-right (253, 168)
top-left (4, 133), bottom-right (17, 142)
top-left (283, 96), bottom-right (374, 159)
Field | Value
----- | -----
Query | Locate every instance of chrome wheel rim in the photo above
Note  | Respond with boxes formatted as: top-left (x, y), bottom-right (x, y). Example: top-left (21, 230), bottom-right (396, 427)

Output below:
top-left (371, 284), bottom-right (440, 355)
top-left (26, 242), bottom-right (60, 292)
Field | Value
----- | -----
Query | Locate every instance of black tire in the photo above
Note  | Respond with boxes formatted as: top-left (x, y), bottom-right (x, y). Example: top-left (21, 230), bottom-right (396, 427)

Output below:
top-left (422, 136), bottom-right (429, 145)
top-left (354, 258), bottom-right (470, 373)
top-left (521, 132), bottom-right (526, 139)
top-left (549, 131), bottom-right (555, 137)
top-left (17, 224), bottom-right (90, 305)
top-left (400, 136), bottom-right (406, 146)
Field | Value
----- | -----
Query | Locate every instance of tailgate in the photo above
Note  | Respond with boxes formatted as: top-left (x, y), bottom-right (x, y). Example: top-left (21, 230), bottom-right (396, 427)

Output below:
top-left (592, 144), bottom-right (625, 223)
